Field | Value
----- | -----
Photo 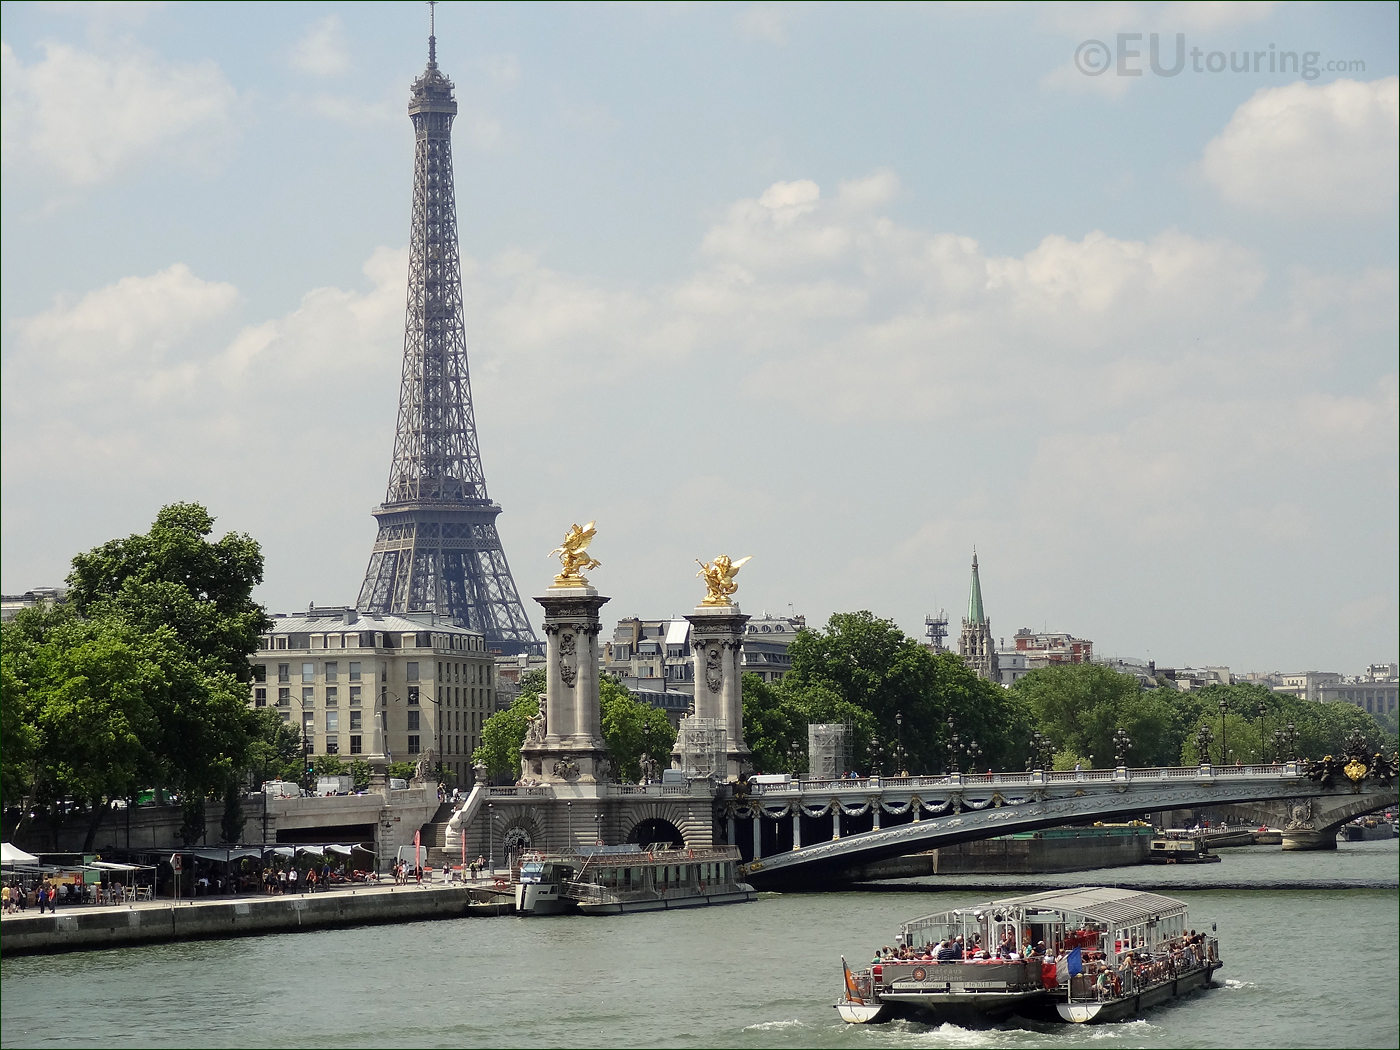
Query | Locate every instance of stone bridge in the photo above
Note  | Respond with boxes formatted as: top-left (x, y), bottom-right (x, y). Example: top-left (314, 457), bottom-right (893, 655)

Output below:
top-left (723, 763), bottom-right (1397, 890)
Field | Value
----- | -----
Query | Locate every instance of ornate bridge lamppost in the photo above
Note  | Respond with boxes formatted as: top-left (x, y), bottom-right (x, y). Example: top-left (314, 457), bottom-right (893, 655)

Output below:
top-left (1195, 723), bottom-right (1214, 766)
top-left (867, 742), bottom-right (884, 777)
top-left (1218, 699), bottom-right (1228, 766)
top-left (895, 711), bottom-right (906, 775)
top-left (1028, 731), bottom-right (1052, 771)
top-left (789, 740), bottom-right (803, 777)
top-left (1113, 728), bottom-right (1133, 767)
top-left (1280, 720), bottom-right (1299, 762)
top-left (946, 717), bottom-right (960, 775)
top-left (1256, 702), bottom-right (1267, 764)
top-left (964, 739), bottom-right (983, 773)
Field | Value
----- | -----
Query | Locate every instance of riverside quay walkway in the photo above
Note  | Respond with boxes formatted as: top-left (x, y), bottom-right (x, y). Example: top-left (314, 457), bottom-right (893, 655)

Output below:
top-left (0, 877), bottom-right (514, 956)
top-left (730, 761), bottom-right (1398, 889)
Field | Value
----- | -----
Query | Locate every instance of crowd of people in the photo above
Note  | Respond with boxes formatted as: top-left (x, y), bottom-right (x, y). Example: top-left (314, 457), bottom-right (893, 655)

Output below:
top-left (3, 876), bottom-right (139, 912)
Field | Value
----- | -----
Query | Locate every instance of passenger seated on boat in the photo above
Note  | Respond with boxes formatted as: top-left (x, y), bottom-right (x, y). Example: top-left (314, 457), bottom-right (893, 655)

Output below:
top-left (997, 931), bottom-right (1016, 957)
top-left (936, 939), bottom-right (961, 962)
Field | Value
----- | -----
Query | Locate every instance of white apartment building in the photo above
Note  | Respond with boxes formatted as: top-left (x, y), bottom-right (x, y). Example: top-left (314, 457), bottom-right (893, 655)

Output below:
top-left (248, 606), bottom-right (494, 787)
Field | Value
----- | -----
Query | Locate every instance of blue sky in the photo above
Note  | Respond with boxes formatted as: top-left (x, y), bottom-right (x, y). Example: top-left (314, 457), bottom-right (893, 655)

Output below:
top-left (2, 2), bottom-right (1396, 674)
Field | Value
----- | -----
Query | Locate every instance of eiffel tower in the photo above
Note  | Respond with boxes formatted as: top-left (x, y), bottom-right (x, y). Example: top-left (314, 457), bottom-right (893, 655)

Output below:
top-left (357, 15), bottom-right (541, 656)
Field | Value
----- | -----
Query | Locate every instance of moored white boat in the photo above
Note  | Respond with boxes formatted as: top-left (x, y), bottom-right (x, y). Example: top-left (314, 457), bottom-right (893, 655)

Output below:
top-left (515, 843), bottom-right (756, 916)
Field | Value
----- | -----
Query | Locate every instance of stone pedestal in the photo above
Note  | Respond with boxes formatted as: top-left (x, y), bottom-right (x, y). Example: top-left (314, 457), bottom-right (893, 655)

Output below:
top-left (1280, 828), bottom-right (1338, 851)
top-left (682, 604), bottom-right (751, 781)
top-left (519, 587), bottom-right (611, 784)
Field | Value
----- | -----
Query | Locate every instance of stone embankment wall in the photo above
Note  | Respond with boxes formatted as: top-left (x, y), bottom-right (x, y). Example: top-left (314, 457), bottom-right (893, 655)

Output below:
top-left (1, 885), bottom-right (509, 956)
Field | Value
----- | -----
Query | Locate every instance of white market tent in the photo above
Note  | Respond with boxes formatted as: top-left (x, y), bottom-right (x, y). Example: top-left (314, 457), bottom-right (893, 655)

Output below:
top-left (1, 842), bottom-right (41, 866)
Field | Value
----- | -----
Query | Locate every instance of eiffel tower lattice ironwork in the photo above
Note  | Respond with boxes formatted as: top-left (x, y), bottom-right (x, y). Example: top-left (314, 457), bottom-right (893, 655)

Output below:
top-left (357, 22), bottom-right (541, 656)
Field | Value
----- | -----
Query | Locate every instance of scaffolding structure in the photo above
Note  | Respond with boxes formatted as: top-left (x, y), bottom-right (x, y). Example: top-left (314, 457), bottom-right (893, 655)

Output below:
top-left (807, 722), bottom-right (853, 781)
top-left (678, 717), bottom-right (727, 780)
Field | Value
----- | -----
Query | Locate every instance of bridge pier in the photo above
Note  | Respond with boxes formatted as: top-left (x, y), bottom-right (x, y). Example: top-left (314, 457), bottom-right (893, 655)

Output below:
top-left (1281, 829), bottom-right (1338, 850)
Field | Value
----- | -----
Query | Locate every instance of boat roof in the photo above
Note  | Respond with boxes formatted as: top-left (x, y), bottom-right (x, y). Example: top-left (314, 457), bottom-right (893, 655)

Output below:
top-left (903, 886), bottom-right (1190, 931)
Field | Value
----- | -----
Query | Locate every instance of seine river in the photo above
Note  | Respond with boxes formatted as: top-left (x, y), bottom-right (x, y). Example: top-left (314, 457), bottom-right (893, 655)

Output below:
top-left (2, 839), bottom-right (1395, 1049)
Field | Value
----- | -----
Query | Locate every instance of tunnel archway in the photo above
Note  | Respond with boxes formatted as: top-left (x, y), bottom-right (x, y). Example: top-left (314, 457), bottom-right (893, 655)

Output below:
top-left (628, 818), bottom-right (683, 849)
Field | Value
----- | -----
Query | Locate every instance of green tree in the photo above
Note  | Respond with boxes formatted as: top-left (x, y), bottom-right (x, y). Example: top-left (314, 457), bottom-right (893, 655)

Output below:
top-left (760, 611), bottom-right (1031, 775)
top-left (245, 708), bottom-right (304, 787)
top-left (311, 754), bottom-right (347, 779)
top-left (349, 759), bottom-right (372, 792)
top-left (1, 504), bottom-right (271, 849)
top-left (1013, 663), bottom-right (1175, 768)
top-left (599, 674), bottom-right (676, 783)
top-left (474, 690), bottom-right (541, 783)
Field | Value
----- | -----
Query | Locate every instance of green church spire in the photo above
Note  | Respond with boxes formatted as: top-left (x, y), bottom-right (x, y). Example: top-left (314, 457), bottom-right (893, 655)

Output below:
top-left (967, 550), bottom-right (986, 625)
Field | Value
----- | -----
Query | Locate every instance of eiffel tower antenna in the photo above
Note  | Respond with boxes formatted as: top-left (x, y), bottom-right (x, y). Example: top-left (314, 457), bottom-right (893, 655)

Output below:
top-left (357, 23), bottom-right (542, 656)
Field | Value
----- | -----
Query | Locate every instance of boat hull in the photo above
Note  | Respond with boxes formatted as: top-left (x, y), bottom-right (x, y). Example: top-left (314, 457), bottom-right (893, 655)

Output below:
top-left (576, 887), bottom-right (757, 915)
top-left (834, 1000), bottom-right (886, 1023)
top-left (1056, 962), bottom-right (1221, 1023)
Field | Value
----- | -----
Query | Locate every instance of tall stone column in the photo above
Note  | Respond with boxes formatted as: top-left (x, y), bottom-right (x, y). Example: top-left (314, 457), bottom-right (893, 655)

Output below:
top-left (686, 605), bottom-right (752, 781)
top-left (519, 586), bottom-right (610, 784)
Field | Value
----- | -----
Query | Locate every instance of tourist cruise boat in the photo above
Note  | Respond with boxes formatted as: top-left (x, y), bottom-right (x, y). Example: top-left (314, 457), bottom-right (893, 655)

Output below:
top-left (515, 843), bottom-right (757, 916)
top-left (836, 886), bottom-right (1221, 1026)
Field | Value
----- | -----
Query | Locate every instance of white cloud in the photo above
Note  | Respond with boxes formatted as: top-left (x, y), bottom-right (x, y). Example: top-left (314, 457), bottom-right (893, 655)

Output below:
top-left (1201, 77), bottom-right (1399, 216)
top-left (14, 263), bottom-right (237, 371)
top-left (290, 15), bottom-right (351, 77)
top-left (735, 5), bottom-right (793, 45)
top-left (0, 39), bottom-right (237, 186)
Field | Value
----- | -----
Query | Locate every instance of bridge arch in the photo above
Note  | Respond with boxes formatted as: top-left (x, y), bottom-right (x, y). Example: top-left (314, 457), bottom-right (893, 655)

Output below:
top-left (623, 802), bottom-right (691, 848)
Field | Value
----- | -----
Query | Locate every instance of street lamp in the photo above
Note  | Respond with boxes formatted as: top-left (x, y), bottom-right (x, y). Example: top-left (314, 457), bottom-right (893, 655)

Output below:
top-left (867, 742), bottom-right (884, 777)
top-left (946, 717), bottom-right (960, 775)
top-left (565, 800), bottom-right (572, 851)
top-left (789, 740), bottom-right (802, 777)
top-left (964, 739), bottom-right (983, 773)
top-left (1283, 720), bottom-right (1298, 761)
top-left (593, 812), bottom-right (604, 846)
top-left (895, 711), bottom-right (904, 774)
top-left (1256, 702), bottom-right (1267, 765)
top-left (1218, 699), bottom-right (1228, 766)
top-left (487, 802), bottom-right (494, 872)
top-left (1113, 728), bottom-right (1132, 767)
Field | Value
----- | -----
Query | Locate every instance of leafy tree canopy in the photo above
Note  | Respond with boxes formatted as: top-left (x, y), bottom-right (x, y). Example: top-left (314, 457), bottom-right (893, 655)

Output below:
top-left (745, 612), bottom-right (1033, 775)
top-left (1, 504), bottom-right (271, 843)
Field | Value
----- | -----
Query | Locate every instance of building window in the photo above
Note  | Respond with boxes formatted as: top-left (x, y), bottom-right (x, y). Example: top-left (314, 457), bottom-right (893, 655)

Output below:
top-left (407, 710), bottom-right (420, 731)
top-left (326, 661), bottom-right (338, 682)
top-left (278, 664), bottom-right (290, 683)
top-left (278, 688), bottom-right (290, 708)
top-left (281, 711), bottom-right (291, 723)
top-left (253, 664), bottom-right (267, 683)
top-left (302, 687), bottom-right (314, 706)
top-left (327, 711), bottom-right (339, 732)
top-left (349, 661), bottom-right (362, 681)
top-left (406, 661), bottom-right (420, 682)
top-left (349, 685), bottom-right (361, 707)
top-left (408, 685), bottom-right (420, 705)
top-left (302, 662), bottom-right (315, 684)
top-left (326, 739), bottom-right (339, 754)
top-left (408, 735), bottom-right (421, 755)
top-left (350, 711), bottom-right (362, 731)
top-left (349, 736), bottom-right (362, 755)
top-left (303, 711), bottom-right (315, 732)
top-left (254, 688), bottom-right (267, 707)
top-left (326, 687), bottom-right (338, 707)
